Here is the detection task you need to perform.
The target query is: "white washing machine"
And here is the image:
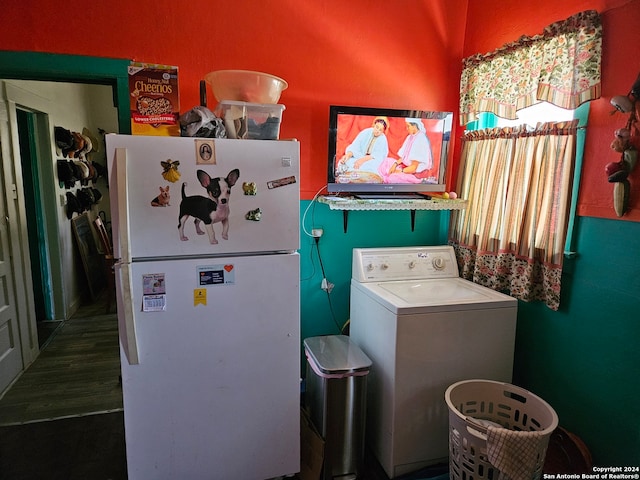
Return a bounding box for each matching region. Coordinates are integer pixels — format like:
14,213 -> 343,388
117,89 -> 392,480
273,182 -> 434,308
349,246 -> 517,479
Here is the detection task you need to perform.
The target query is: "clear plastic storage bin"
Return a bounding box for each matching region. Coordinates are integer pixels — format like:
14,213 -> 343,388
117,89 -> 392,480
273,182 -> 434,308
215,100 -> 285,139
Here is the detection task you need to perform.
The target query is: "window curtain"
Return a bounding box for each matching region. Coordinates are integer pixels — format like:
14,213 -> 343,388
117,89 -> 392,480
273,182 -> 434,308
459,10 -> 602,125
449,121 -> 578,310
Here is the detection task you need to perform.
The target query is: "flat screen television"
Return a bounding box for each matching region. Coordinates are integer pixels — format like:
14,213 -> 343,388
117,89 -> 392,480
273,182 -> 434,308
327,105 -> 453,197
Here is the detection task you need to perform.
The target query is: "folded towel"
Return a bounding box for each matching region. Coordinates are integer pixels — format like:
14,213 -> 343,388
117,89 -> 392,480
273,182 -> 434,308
486,426 -> 545,480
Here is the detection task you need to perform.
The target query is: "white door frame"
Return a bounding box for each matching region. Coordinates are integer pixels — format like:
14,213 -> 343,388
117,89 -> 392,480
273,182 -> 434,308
0,82 -> 43,384
0,52 -> 130,395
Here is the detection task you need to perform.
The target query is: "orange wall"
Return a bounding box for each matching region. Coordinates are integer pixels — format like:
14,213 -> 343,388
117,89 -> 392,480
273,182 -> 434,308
463,0 -> 640,221
0,0 -> 467,199
3,0 -> 637,219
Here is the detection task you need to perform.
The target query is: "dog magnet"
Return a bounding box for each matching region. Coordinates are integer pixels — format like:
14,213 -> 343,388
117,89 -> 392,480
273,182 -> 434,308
150,185 -> 171,207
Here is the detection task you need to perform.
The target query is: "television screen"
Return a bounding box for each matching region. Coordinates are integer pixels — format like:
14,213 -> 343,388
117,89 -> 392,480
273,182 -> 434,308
327,105 -> 453,197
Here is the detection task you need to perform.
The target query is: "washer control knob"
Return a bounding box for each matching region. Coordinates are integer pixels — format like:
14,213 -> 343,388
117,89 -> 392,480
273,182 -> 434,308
432,257 -> 445,270
366,263 -> 375,271
408,261 -> 416,269
380,263 -> 389,270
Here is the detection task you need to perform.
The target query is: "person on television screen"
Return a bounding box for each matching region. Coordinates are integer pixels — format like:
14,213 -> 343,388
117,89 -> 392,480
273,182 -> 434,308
388,119 -> 433,176
335,117 -> 389,180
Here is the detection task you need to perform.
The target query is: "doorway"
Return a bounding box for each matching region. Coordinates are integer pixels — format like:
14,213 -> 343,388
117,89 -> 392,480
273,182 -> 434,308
0,51 -> 130,394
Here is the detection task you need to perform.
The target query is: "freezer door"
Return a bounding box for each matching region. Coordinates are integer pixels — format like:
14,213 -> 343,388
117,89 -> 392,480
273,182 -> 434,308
106,135 -> 300,259
121,253 -> 300,480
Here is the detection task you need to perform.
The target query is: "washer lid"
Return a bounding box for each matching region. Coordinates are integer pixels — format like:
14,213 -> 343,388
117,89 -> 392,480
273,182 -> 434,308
381,279 -> 489,303
304,335 -> 372,376
353,277 -> 517,314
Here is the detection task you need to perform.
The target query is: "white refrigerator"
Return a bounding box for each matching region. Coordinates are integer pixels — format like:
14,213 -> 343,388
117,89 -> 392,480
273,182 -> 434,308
105,134 -> 300,480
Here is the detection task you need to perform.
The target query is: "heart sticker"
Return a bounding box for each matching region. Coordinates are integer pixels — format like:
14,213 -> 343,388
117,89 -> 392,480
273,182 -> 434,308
224,265 -> 234,272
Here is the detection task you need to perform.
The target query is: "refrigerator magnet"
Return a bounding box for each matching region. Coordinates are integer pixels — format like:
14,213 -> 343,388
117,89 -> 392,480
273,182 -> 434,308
143,273 -> 166,294
194,288 -> 207,306
267,175 -> 296,189
161,160 -> 181,183
197,264 -> 235,285
143,294 -> 166,312
142,273 -> 167,312
195,139 -> 216,165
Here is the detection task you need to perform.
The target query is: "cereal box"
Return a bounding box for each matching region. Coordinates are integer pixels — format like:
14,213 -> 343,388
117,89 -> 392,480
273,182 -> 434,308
128,62 -> 180,136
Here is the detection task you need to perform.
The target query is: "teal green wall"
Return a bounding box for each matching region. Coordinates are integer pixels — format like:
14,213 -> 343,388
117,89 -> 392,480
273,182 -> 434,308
299,201 -> 449,339
300,204 -> 640,464
0,51 -> 131,134
514,216 -> 640,464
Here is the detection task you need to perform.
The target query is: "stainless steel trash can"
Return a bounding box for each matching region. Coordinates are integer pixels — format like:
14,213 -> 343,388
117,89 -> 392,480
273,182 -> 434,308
303,335 -> 372,480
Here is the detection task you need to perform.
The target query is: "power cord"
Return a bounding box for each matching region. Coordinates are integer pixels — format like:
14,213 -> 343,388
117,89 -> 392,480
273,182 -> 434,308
303,186 -> 349,334
314,236 -> 344,333
301,185 -> 327,238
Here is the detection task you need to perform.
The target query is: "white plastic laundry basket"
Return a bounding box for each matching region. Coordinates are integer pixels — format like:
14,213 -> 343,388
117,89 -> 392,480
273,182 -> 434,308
445,379 -> 559,480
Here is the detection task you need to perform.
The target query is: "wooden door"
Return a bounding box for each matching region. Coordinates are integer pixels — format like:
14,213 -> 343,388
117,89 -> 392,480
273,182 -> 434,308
0,134 -> 24,393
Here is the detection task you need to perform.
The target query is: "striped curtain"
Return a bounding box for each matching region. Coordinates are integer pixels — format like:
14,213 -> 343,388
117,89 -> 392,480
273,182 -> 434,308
449,121 -> 578,310
459,10 -> 602,125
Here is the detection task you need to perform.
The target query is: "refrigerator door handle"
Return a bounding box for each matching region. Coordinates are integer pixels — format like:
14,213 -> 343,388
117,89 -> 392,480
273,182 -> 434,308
116,262 -> 139,365
115,148 -> 132,264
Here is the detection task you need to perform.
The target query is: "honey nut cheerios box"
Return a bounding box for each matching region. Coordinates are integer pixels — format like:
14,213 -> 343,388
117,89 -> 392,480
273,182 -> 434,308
128,62 -> 180,136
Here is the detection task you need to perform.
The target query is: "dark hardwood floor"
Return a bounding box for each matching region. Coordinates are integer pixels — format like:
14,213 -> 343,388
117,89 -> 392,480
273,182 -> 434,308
0,411 -> 126,480
0,293 -> 122,426
0,291 -> 126,480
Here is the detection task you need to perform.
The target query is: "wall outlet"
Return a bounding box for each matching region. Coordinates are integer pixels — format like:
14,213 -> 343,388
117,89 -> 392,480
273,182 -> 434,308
321,278 -> 334,293
312,228 -> 324,238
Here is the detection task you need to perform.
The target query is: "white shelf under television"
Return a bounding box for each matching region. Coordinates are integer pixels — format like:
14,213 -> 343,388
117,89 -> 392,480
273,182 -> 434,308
318,195 -> 467,232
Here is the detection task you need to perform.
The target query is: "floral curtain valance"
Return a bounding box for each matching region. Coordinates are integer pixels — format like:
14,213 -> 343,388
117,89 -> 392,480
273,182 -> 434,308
459,10 -> 602,125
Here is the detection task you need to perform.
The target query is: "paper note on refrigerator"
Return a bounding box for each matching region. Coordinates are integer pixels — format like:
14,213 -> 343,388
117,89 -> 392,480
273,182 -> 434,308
142,273 -> 167,311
